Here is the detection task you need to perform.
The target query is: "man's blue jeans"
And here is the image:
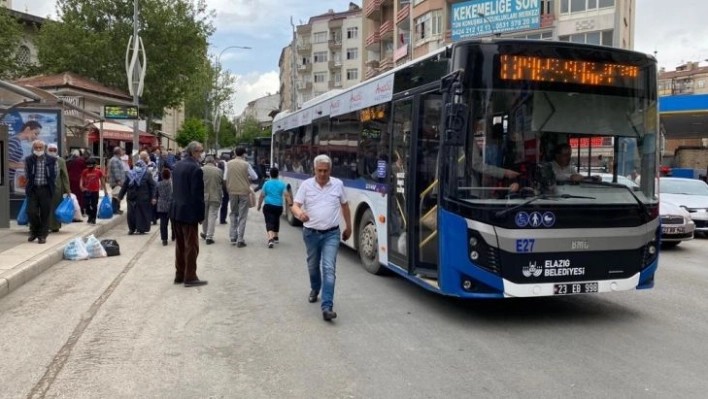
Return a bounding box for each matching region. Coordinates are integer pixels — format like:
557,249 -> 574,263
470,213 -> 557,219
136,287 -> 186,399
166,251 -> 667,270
303,227 -> 340,311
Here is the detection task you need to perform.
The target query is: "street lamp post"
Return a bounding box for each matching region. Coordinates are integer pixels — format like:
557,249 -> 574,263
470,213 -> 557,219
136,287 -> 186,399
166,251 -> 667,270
476,12 -> 500,37
212,45 -> 251,152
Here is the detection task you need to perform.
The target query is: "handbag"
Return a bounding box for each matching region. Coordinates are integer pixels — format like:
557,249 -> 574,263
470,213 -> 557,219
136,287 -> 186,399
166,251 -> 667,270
17,197 -> 29,226
248,189 -> 256,208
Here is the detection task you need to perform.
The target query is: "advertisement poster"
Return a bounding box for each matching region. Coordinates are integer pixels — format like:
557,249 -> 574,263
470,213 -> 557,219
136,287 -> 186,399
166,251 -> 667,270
0,109 -> 61,196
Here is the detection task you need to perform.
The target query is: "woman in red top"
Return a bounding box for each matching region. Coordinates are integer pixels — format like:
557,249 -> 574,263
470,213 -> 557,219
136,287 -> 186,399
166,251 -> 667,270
79,158 -> 106,224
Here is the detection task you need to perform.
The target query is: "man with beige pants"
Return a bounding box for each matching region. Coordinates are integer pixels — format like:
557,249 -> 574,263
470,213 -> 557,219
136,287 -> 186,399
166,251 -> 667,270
201,156 -> 223,245
224,147 -> 258,247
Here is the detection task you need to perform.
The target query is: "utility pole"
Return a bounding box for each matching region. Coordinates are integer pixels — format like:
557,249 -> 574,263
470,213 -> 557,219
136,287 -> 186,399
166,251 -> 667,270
126,0 -> 146,156
290,16 -> 297,111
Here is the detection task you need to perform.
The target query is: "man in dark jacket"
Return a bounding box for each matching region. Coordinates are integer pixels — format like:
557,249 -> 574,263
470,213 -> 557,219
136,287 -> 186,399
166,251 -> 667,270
170,141 -> 207,287
25,140 -> 64,244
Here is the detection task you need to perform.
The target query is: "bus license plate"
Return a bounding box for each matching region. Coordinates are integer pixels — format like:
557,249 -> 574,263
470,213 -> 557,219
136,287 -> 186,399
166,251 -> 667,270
554,282 -> 599,295
662,227 -> 683,234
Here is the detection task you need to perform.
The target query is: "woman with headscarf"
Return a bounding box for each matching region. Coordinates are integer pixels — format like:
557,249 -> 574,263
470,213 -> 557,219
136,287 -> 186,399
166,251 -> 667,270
117,159 -> 156,234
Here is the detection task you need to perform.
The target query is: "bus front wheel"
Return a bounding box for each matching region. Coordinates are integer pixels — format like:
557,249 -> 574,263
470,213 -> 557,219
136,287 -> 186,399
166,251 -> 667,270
358,210 -> 382,274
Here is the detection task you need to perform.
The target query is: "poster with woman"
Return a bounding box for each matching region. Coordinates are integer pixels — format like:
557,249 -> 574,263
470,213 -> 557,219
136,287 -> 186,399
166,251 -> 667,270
1,109 -> 61,196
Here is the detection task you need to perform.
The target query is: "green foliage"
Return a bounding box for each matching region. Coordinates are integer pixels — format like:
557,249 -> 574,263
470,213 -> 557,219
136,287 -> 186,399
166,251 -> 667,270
237,116 -> 268,143
0,8 -> 25,79
34,0 -> 215,118
182,59 -> 235,122
176,118 -> 207,148
217,115 -> 237,148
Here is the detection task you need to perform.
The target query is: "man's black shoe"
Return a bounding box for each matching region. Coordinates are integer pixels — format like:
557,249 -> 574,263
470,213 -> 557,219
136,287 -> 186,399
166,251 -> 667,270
236,241 -> 246,248
174,278 -> 184,284
322,309 -> 337,321
200,233 -> 206,239
28,235 -> 37,242
38,237 -> 47,244
308,290 -> 318,303
206,239 -> 215,245
184,279 -> 208,287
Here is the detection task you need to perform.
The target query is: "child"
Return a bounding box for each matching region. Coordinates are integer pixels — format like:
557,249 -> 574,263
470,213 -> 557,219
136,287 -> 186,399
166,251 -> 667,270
154,168 -> 174,245
79,158 -> 105,224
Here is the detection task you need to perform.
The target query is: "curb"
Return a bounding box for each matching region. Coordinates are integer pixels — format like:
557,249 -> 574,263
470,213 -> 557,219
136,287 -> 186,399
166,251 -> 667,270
0,213 -> 127,301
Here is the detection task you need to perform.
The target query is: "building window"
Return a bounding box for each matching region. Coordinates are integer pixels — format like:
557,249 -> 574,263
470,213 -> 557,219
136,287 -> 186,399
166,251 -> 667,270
346,48 -> 358,60
513,31 -> 553,40
314,72 -> 327,83
698,80 -> 706,89
313,51 -> 328,63
560,0 -> 614,14
332,51 -> 342,64
331,31 -> 342,42
15,45 -> 31,66
414,0 -> 426,5
559,30 -> 613,46
334,71 -> 342,83
414,10 -> 442,43
313,32 -> 327,43
347,27 -> 358,39
346,68 -> 358,80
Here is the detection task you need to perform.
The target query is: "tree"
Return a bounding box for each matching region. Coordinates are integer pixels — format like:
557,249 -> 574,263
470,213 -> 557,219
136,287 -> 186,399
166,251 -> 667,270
0,8 -> 25,79
34,0 -> 215,118
236,116 -> 265,144
176,118 -> 207,148
182,58 -> 235,123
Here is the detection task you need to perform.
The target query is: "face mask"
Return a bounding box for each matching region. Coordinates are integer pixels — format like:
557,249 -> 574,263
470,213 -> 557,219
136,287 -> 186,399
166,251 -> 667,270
33,150 -> 44,157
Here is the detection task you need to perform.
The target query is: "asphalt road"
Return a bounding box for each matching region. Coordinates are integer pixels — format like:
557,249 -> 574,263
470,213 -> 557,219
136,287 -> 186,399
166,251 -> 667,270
0,212 -> 706,399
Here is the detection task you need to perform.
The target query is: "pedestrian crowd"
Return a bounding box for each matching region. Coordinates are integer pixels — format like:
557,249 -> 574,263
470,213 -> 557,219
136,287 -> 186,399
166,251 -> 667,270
20,138 -> 350,322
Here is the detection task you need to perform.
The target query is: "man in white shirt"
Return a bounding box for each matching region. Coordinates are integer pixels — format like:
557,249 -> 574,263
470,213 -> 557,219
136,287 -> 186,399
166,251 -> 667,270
291,154 -> 352,322
550,143 -> 583,182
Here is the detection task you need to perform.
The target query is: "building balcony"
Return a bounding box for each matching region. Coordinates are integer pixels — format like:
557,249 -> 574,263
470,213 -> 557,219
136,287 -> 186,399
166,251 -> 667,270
379,20 -> 394,40
380,55 -> 394,71
296,24 -> 312,34
366,31 -> 381,50
297,63 -> 312,73
328,39 -> 342,50
365,67 -> 378,80
540,13 -> 555,28
329,19 -> 343,29
297,81 -> 313,91
328,60 -> 342,70
329,81 -> 343,89
365,0 -> 382,19
396,4 -> 410,29
297,42 -> 311,53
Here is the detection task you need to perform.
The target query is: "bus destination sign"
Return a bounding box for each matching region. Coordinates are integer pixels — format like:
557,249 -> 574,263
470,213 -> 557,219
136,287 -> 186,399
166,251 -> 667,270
499,54 -> 640,87
104,105 -> 139,120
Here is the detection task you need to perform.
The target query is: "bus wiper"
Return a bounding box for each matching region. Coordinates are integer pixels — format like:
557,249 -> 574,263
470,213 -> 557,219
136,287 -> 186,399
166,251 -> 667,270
495,193 -> 596,218
580,180 -> 651,220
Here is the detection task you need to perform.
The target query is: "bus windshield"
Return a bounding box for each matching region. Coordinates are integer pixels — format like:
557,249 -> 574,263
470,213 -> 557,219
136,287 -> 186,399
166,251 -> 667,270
449,46 -> 658,207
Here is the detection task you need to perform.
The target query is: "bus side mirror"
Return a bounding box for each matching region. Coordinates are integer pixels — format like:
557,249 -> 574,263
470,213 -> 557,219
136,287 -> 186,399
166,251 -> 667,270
443,103 -> 467,147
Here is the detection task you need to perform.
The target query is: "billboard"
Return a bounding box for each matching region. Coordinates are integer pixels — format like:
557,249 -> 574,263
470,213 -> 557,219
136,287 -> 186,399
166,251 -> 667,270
1,109 -> 62,196
451,0 -> 541,41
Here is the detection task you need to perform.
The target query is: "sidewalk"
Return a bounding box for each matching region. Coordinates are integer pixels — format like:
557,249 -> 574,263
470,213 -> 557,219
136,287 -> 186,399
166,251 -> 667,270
0,196 -> 127,300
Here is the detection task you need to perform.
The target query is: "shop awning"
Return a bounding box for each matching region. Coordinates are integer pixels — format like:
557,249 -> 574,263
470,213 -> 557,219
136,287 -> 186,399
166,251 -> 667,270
86,120 -> 155,144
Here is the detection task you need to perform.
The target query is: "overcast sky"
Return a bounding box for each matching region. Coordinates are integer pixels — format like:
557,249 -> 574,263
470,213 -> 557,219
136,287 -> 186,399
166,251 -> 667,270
11,0 -> 708,115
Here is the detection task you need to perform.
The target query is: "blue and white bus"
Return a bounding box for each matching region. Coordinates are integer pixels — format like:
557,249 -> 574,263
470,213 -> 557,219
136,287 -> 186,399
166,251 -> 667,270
272,39 -> 660,298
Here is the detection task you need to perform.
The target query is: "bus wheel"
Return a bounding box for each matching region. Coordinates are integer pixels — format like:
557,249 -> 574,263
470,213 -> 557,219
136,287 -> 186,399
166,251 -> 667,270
358,210 -> 382,274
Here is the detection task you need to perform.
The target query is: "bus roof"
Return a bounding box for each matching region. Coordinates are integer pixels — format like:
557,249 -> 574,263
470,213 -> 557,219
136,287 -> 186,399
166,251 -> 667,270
272,38 -> 656,134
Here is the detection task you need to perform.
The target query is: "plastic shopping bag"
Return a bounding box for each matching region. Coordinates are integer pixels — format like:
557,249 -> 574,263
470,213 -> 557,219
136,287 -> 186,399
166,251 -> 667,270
63,237 -> 90,261
85,234 -> 107,258
100,239 -> 120,257
70,193 -> 82,221
97,195 -> 113,219
17,197 -> 29,226
55,196 -> 75,224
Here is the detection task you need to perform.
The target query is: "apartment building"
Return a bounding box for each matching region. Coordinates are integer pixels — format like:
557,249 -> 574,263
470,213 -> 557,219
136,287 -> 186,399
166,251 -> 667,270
363,0 -> 635,80
293,3 -> 364,110
278,45 -> 295,112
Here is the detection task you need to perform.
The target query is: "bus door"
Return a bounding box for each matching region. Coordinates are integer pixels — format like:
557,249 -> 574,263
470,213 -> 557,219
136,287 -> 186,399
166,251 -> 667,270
387,93 -> 441,278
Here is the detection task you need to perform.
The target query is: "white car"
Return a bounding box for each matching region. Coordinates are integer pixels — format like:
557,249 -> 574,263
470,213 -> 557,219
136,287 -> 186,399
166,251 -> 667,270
597,174 -> 696,246
660,178 -> 708,236
659,201 -> 695,247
